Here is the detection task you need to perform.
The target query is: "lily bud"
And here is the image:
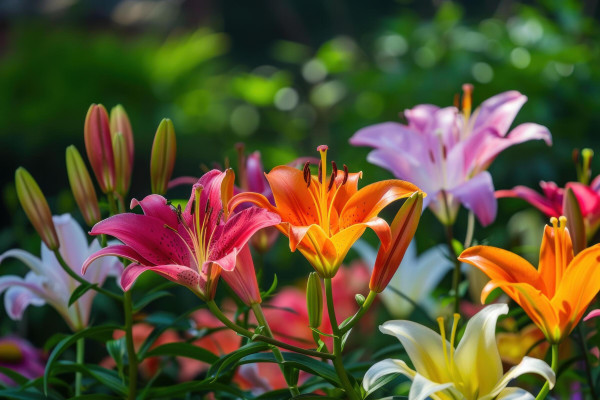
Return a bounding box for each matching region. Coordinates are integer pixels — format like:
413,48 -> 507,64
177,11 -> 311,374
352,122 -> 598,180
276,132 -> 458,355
110,105 -> 134,197
220,245 -> 262,305
112,132 -> 132,198
66,146 -> 101,226
84,104 -> 115,194
150,118 -> 176,195
15,167 -> 59,250
369,191 -> 423,293
306,272 -> 323,329
563,187 -> 585,255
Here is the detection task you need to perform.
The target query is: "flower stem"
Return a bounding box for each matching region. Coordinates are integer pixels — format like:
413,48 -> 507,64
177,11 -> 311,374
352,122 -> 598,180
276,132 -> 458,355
75,338 -> 84,396
324,278 -> 360,400
205,300 -> 334,359
576,324 -> 597,398
123,290 -> 137,400
535,343 -> 558,400
53,250 -> 122,302
339,290 -> 377,335
444,224 -> 461,315
251,303 -> 300,397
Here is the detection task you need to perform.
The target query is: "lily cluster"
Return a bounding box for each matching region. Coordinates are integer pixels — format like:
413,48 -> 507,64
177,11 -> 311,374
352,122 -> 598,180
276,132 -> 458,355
1,86 -> 599,400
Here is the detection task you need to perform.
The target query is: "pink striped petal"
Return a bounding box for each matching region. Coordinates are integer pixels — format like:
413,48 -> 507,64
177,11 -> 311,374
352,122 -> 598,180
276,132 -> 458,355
450,171 -> 497,226
90,214 -> 191,266
219,245 -> 261,305
584,309 -> 600,321
565,182 -> 600,218
496,186 -> 560,217
82,245 -> 148,275
120,264 -> 200,291
471,90 -> 527,137
130,194 -> 178,228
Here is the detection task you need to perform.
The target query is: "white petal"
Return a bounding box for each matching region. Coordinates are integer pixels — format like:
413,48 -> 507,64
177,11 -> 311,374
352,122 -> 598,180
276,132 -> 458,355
0,249 -> 44,276
379,320 -> 451,383
487,357 -> 555,398
454,303 -> 507,395
52,214 -> 90,273
363,358 -> 416,392
4,285 -> 46,319
406,244 -> 453,300
409,373 -> 456,400
493,387 -> 535,400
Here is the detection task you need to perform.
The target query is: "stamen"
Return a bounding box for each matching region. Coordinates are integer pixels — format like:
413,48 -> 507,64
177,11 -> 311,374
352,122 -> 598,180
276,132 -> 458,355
449,313 -> 460,364
342,164 -> 349,185
437,317 -> 451,371
303,161 -> 311,188
462,83 -> 473,121
453,93 -> 460,108
328,161 -> 337,192
216,209 -> 224,226
559,216 -> 567,229
190,200 -> 195,215
318,161 -> 322,184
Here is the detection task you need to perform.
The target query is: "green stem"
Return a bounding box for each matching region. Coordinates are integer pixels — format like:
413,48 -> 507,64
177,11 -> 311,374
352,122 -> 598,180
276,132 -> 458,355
251,303 -> 300,397
53,250 -> 122,302
205,301 -> 334,359
107,192 -> 118,215
444,224 -> 461,315
576,324 -> 597,399
535,344 -> 558,400
339,290 -> 377,335
324,278 -> 360,400
75,338 -> 84,396
124,291 -> 137,400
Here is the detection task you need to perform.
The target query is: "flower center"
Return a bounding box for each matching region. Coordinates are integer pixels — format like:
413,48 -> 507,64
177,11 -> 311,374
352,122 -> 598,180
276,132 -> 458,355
0,342 -> 23,363
550,216 -> 568,291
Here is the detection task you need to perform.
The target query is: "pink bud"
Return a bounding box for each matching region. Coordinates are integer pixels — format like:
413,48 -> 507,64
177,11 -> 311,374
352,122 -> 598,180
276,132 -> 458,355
110,105 -> 134,197
84,104 -> 115,194
15,167 -> 59,250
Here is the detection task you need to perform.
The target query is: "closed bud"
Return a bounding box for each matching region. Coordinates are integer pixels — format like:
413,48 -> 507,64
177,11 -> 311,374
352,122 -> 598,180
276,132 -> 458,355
15,167 -> 59,250
66,146 -> 101,226
355,294 -> 365,306
112,132 -> 131,198
369,191 -> 424,293
110,105 -> 134,197
84,104 -> 115,194
150,118 -> 176,195
563,187 -> 585,255
306,272 -> 323,329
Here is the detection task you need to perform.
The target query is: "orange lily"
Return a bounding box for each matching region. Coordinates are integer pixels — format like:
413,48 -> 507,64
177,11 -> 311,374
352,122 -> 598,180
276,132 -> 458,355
229,145 -> 423,277
459,216 -> 600,344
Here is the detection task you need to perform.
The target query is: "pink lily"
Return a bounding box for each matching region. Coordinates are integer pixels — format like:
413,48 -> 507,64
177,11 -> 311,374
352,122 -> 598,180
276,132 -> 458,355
497,180 -> 600,239
82,169 -> 280,301
0,336 -> 46,385
350,85 -> 552,226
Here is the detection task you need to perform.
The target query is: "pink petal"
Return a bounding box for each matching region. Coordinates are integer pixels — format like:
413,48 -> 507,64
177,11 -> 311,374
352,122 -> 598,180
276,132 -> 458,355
130,194 -> 179,228
168,176 -> 200,189
404,104 -> 441,133
82,245 -> 148,275
120,263 -> 200,291
246,152 -> 268,195
450,171 -> 497,226
90,214 -> 191,267
0,276 -> 47,320
584,309 -> 600,321
209,207 -> 280,268
219,245 -> 261,305
350,122 -> 423,150
182,170 -> 230,231
590,175 -> 600,192
471,90 -> 526,137
496,186 -> 560,217
565,182 -> 600,218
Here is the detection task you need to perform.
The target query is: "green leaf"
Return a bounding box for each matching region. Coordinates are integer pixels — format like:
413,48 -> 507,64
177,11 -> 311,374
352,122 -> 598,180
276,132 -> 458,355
240,352 -> 340,386
106,337 -> 126,379
43,325 -> 120,395
145,380 -> 247,398
68,283 -> 98,306
364,372 -> 401,398
143,342 -> 219,364
52,361 -> 127,395
450,239 -> 463,257
260,274 -> 278,299
207,341 -> 270,379
133,290 -> 172,312
0,367 -> 30,386
0,388 -> 62,400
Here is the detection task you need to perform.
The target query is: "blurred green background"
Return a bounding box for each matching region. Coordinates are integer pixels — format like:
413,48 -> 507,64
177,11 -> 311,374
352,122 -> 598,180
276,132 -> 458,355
1,0 -> 600,346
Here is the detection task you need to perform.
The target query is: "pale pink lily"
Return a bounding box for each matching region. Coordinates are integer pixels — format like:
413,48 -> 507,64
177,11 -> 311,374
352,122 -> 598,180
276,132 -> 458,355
0,214 -> 121,331
350,86 -> 552,226
497,180 -> 600,239
82,169 -> 280,302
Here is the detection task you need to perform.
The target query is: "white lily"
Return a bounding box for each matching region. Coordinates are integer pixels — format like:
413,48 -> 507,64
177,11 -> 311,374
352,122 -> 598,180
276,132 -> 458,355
363,304 -> 555,400
0,214 -> 121,331
354,239 -> 453,318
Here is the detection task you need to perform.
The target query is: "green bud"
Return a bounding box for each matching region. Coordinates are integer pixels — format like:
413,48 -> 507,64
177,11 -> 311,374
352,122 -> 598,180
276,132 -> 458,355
355,294 -> 366,306
306,272 -> 323,329
150,118 -> 176,195
66,146 -> 101,226
15,167 -> 59,250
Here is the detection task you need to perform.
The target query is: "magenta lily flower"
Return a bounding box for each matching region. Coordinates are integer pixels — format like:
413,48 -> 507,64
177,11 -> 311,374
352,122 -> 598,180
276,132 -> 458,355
0,336 -> 46,385
82,169 -> 280,301
350,85 -> 552,226
497,180 -> 600,238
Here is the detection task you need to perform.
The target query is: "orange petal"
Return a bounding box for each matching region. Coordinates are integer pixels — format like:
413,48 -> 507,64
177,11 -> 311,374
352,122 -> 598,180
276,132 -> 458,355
459,246 -> 548,294
338,179 -> 420,229
538,224 -> 574,298
265,166 -> 320,226
331,171 -> 362,214
228,191 -> 278,214
551,243 -> 600,339
293,226 -> 337,277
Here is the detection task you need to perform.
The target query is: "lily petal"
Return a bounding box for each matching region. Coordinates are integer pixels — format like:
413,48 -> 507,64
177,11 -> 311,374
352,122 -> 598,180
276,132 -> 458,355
130,194 -> 179,228
409,373 -> 456,400
493,387 -> 536,400
82,245 -> 148,275
496,186 -> 560,217
363,358 -> 416,392
471,91 -> 527,137
487,356 -> 555,399
450,171 -> 497,226
120,264 -> 201,292
585,309 -> 600,321
0,275 -> 47,319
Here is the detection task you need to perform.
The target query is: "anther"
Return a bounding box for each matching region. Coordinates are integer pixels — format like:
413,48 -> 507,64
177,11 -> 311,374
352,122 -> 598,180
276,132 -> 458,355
303,161 -> 311,188
328,161 -> 338,192
164,224 -> 179,233
559,216 -> 567,228
190,200 -> 196,215
550,217 -> 558,228
342,165 -> 349,185
216,209 -> 224,225
318,161 -> 323,184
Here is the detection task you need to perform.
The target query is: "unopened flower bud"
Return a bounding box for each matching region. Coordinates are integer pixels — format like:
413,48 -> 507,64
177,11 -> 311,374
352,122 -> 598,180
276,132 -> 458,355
66,146 -> 101,226
355,294 -> 366,306
369,192 -> 423,293
110,105 -> 134,197
15,167 -> 59,250
84,104 -> 115,194
150,118 -> 176,195
306,272 -> 323,329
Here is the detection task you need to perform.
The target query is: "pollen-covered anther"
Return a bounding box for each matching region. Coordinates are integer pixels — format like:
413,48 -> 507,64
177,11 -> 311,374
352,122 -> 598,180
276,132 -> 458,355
327,161 -> 338,192
303,161 -> 311,188
342,164 -> 349,185
317,160 -> 323,184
